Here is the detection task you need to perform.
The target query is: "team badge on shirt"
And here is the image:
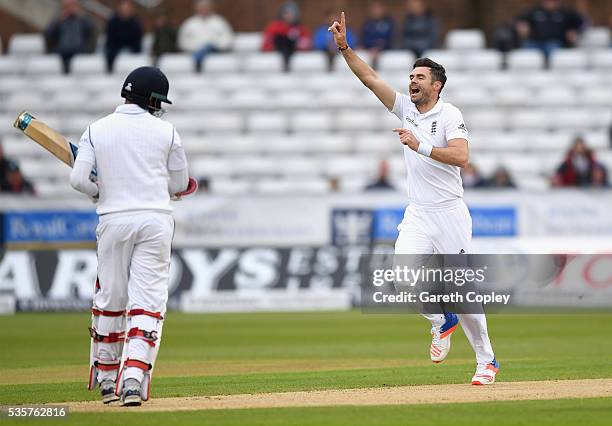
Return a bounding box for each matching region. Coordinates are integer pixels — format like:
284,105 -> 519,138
458,123 -> 468,133
431,121 -> 437,135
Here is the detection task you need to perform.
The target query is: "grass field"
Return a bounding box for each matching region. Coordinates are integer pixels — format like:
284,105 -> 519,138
1,311 -> 611,425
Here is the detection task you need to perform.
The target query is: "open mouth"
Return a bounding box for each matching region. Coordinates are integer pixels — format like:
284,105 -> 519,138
410,87 -> 421,95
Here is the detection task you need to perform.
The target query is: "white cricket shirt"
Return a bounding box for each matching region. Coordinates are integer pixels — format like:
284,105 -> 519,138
75,104 -> 188,215
390,93 -> 470,209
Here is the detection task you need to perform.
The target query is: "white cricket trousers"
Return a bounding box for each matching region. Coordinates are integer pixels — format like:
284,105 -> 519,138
95,211 -> 174,382
394,200 -> 495,365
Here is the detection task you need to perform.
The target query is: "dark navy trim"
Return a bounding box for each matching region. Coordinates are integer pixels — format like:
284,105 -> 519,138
88,126 -> 94,148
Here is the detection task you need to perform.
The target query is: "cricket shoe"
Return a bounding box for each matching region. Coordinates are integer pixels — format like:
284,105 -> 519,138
471,358 -> 500,385
430,312 -> 459,363
100,380 -> 119,404
121,378 -> 142,407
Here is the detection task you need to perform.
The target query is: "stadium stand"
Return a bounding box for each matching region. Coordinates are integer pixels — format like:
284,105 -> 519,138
1,23 -> 612,195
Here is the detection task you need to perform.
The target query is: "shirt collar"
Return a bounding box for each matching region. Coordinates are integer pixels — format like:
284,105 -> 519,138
114,104 -> 147,115
409,98 -> 444,118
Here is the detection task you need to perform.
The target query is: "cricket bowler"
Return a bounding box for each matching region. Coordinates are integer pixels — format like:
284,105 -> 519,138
70,66 -> 196,405
329,12 -> 499,385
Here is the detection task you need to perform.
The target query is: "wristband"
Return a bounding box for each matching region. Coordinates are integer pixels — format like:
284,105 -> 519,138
417,142 -> 433,157
338,44 -> 349,51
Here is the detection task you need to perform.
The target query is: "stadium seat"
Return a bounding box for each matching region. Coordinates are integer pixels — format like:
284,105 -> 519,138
494,87 -> 531,106
228,90 -> 275,109
190,157 -> 235,177
291,112 -> 334,132
246,112 -> 288,133
72,54 -> 106,75
275,91 -> 316,109
533,87 -> 575,106
448,88 -> 494,108
234,32 -> 263,52
422,50 -> 461,70
113,54 -> 152,74
510,109 -> 551,130
462,110 -> 507,131
324,156 -> 372,176
378,51 -> 416,72
590,49 -> 612,69
243,53 -> 284,73
261,135 -> 312,153
209,178 -> 253,194
549,49 -> 589,70
277,157 -> 323,175
158,53 -> 195,74
0,56 -> 22,75
306,134 -> 352,152
204,54 -> 242,73
507,49 -> 545,70
354,133 -> 396,153
25,55 -> 63,75
461,50 -> 503,70
51,93 -> 91,113
552,109 -> 596,131
20,159 -> 69,180
337,110 -> 379,132
199,113 -> 244,133
8,33 -> 45,55
579,27 -> 611,49
235,156 -> 280,175
446,29 -> 486,50
290,52 -> 327,72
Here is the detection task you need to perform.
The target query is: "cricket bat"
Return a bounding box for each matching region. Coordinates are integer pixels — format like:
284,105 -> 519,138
13,111 -> 97,177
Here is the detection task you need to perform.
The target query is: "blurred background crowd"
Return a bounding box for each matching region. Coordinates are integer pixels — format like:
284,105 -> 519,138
0,0 -> 611,196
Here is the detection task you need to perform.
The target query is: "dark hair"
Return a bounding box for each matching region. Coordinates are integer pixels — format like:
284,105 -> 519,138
413,57 -> 447,94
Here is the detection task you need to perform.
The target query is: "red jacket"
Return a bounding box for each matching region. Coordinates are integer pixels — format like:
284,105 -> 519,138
554,150 -> 597,186
262,20 -> 311,51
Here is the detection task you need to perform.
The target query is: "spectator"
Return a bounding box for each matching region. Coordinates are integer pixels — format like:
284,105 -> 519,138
0,163 -> 35,195
262,1 -> 311,72
365,160 -> 395,191
487,166 -> 516,188
0,143 -> 15,188
461,163 -> 487,188
515,0 -> 583,57
105,0 -> 143,73
44,0 -> 95,74
361,1 -> 394,67
198,177 -> 210,192
178,0 -> 234,72
493,21 -> 520,53
552,137 -> 600,187
152,15 -> 179,65
591,164 -> 609,188
313,9 -> 358,70
400,0 -> 439,57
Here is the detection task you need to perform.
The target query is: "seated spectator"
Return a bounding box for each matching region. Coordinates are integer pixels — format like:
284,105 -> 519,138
178,0 -> 234,72
313,9 -> 358,70
44,0 -> 95,73
591,164 -> 609,188
515,0 -> 583,58
1,163 -> 35,195
552,137 -> 601,187
152,15 -> 179,65
262,1 -> 311,72
400,0 -> 439,57
461,163 -> 487,188
361,1 -> 394,67
487,166 -> 516,188
105,0 -> 143,73
365,160 -> 395,191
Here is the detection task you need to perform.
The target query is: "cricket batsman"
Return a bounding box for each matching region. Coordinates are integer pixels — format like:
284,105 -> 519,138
70,66 -> 196,405
329,12 -> 499,385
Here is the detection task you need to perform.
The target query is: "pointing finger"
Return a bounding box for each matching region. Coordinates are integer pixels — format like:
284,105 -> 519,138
340,11 -> 345,28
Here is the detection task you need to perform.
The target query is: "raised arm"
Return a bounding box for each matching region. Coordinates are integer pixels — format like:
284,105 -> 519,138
329,12 -> 396,110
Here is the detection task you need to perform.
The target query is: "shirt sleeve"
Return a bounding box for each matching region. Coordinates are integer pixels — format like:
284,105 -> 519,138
75,127 -> 96,165
167,127 -> 188,171
444,106 -> 470,142
390,92 -> 408,120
